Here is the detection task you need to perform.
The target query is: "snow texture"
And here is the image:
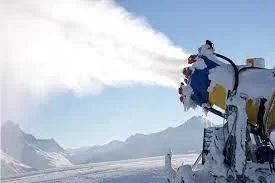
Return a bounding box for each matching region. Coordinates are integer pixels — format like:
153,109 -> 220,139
191,57 -> 207,70
0,151 -> 35,178
198,41 -> 275,101
186,42 -> 275,102
174,43 -> 275,182
1,154 -> 198,183
208,64 -> 275,100
200,127 -> 227,177
165,151 -> 196,183
229,94 -> 247,175
180,85 -> 196,111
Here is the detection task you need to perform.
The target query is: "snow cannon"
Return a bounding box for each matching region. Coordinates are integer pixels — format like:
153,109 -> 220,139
178,40 -> 275,138
169,40 -> 275,183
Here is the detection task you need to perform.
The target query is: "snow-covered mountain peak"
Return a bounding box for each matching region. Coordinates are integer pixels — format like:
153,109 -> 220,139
1,120 -> 22,135
71,116 -> 211,164
180,116 -> 212,129
1,121 -> 72,177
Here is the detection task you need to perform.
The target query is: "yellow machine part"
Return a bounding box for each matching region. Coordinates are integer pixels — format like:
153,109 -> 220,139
208,84 -> 227,110
265,92 -> 275,131
208,85 -> 274,128
245,99 -> 260,125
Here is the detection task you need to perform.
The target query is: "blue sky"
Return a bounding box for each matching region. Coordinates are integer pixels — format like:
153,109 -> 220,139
22,0 -> 275,148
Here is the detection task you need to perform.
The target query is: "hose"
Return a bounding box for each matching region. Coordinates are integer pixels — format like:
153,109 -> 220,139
214,53 -> 239,94
202,53 -> 239,118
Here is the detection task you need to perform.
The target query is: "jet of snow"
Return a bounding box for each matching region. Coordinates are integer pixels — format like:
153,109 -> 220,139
1,0 -> 189,122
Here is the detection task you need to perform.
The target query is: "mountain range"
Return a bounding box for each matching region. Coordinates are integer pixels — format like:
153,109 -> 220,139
69,116 -> 212,164
1,121 -> 72,178
1,116 -> 210,178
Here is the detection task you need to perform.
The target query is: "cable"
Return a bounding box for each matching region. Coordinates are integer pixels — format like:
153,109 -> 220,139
214,53 -> 239,94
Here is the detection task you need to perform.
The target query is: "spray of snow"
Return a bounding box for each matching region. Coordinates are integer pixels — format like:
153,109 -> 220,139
1,0 -> 189,122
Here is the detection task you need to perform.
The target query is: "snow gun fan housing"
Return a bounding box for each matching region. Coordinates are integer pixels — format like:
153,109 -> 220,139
178,40 -> 275,138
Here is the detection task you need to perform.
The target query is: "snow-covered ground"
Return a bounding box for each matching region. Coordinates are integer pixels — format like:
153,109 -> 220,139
1,153 -> 198,183
0,151 -> 36,177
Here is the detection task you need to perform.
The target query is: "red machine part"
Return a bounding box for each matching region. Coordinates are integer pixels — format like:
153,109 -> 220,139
188,54 -> 197,64
180,95 -> 184,103
178,85 -> 185,103
179,55 -> 197,104
182,55 -> 197,79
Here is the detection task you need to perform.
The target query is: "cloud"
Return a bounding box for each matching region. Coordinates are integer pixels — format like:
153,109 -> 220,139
1,0 -> 189,121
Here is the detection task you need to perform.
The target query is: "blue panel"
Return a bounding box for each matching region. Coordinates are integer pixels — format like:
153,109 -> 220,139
190,56 -> 220,106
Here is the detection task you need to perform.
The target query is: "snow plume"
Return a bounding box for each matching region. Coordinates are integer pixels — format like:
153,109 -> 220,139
1,0 -> 189,121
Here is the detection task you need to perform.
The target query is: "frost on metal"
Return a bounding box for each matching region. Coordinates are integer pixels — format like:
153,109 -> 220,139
170,40 -> 275,183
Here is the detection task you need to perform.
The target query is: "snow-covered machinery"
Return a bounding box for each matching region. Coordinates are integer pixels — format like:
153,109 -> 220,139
165,40 -> 275,183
